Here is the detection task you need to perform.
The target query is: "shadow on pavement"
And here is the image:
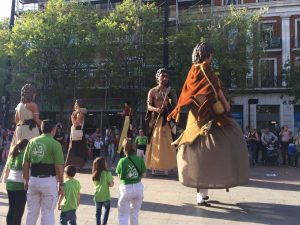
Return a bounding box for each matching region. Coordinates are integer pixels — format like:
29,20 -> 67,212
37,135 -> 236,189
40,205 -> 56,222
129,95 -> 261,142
246,179 -> 300,192
139,200 -> 299,224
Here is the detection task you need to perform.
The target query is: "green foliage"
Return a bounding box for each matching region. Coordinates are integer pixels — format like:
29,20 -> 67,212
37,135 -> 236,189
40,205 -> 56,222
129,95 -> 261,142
169,6 -> 264,89
6,0 -> 99,112
96,0 -> 162,91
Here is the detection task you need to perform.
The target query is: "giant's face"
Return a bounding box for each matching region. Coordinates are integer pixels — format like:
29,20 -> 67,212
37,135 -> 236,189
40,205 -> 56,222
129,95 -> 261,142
158,72 -> 169,86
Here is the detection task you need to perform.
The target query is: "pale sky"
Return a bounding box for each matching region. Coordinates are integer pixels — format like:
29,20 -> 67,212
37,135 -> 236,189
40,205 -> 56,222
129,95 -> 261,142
0,0 -> 12,19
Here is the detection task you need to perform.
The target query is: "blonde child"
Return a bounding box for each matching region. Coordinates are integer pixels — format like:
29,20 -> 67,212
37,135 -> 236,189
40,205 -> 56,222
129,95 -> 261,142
92,157 -> 114,225
58,165 -> 81,225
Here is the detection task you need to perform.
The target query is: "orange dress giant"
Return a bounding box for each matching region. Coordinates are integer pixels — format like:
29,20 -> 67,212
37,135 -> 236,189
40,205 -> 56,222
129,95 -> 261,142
168,64 -> 249,189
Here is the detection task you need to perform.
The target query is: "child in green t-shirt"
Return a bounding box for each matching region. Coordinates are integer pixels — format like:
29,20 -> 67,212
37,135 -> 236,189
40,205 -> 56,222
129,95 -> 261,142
92,157 -> 114,225
58,165 -> 81,225
4,139 -> 29,225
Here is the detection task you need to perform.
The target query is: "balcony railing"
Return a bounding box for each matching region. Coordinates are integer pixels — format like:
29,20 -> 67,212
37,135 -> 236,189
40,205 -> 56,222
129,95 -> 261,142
260,37 -> 282,50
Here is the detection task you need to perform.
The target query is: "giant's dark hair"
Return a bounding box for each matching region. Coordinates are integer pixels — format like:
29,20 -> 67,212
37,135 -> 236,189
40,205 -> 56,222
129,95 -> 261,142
92,157 -> 107,181
192,42 -> 215,64
20,83 -> 37,103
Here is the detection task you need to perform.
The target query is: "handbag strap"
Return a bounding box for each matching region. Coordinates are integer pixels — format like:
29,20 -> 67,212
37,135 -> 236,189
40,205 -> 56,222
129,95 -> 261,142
197,64 -> 219,101
127,156 -> 141,176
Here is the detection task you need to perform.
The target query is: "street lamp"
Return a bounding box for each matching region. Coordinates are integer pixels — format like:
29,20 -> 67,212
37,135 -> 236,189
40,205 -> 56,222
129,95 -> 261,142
163,0 -> 169,69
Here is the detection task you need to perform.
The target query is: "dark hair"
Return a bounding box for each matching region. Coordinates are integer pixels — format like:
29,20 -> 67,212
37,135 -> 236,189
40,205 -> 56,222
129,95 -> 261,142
11,139 -> 29,159
75,99 -> 84,108
41,119 -> 55,133
64,165 -> 77,177
192,42 -> 215,64
155,68 -> 168,83
125,101 -> 131,106
20,83 -> 37,103
122,138 -> 135,155
92,157 -> 107,181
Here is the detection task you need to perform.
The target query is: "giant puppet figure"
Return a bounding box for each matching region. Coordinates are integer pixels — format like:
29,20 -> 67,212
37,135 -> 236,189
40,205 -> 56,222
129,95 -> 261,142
146,68 -> 177,173
167,42 -> 249,206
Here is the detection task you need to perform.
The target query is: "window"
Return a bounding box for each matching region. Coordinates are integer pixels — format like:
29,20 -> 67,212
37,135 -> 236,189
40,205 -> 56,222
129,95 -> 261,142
231,105 -> 244,129
294,57 -> 300,72
294,105 -> 300,133
224,0 -> 241,5
259,59 -> 277,87
295,20 -> 300,48
256,105 -> 280,131
260,22 -> 281,49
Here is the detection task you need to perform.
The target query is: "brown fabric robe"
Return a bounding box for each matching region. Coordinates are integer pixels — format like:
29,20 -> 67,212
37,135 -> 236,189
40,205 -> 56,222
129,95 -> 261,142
168,63 -> 249,189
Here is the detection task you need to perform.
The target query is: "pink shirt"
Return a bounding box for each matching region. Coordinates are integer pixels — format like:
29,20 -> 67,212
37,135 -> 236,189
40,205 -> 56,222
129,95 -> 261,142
281,130 -> 291,142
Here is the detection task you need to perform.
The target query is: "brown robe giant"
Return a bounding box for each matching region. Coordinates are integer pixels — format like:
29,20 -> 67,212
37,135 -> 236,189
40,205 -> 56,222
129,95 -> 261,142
168,63 -> 249,189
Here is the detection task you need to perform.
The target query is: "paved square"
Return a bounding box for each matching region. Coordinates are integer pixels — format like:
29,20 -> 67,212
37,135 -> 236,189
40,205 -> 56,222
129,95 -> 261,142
0,161 -> 299,225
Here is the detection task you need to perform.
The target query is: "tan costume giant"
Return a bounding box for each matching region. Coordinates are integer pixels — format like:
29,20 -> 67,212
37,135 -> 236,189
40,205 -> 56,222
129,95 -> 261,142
146,86 -> 177,171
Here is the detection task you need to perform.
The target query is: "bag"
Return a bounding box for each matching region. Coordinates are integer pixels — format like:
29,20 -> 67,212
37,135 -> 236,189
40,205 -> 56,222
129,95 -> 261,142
71,129 -> 83,141
212,100 -> 225,115
288,143 -> 297,156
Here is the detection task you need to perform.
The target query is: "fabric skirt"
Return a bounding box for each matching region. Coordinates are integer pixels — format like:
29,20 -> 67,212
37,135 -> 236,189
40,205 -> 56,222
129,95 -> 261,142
65,137 -> 87,168
177,117 -> 249,189
146,117 -> 177,171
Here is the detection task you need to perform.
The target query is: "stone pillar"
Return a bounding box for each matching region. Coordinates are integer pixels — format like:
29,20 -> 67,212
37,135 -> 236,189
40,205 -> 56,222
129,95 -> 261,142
281,16 -> 291,70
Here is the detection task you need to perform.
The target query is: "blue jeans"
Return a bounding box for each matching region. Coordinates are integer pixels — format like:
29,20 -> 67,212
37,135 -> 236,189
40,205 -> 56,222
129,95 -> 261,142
60,210 -> 77,225
248,142 -> 257,164
96,200 -> 111,225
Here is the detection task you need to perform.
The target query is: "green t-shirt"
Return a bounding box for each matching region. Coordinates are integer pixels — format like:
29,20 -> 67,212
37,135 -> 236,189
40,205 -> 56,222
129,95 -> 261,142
135,136 -> 148,146
23,134 -> 64,165
6,152 -> 25,191
60,178 -> 81,212
93,171 -> 113,202
116,154 -> 147,185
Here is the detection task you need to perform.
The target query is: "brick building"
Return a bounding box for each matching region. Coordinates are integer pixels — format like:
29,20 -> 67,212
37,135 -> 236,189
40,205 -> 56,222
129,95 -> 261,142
17,0 -> 300,133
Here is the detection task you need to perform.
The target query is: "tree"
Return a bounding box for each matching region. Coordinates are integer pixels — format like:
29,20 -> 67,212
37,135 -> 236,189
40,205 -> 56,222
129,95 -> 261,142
6,0 -> 99,120
95,0 -> 163,113
169,6 -> 263,91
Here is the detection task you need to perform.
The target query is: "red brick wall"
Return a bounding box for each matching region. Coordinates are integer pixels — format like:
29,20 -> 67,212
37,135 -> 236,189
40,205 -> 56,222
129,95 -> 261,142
215,0 -> 222,6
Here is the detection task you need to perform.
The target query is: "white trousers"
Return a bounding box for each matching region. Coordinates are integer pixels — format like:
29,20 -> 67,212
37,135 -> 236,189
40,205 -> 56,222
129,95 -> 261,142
26,176 -> 58,225
197,189 -> 208,203
118,182 -> 144,225
136,149 -> 145,162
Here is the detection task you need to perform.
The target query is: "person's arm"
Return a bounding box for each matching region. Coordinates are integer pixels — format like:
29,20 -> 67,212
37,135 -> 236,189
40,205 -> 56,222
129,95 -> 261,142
147,89 -> 160,113
26,103 -> 41,127
57,192 -> 64,210
255,133 -> 260,142
272,133 -> 278,142
77,192 -> 80,206
55,164 -> 64,196
218,89 -> 230,113
15,111 -> 20,124
22,161 -> 30,191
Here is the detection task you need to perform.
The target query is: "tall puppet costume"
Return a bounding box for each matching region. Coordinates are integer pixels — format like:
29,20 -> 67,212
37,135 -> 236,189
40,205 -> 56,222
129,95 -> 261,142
167,43 -> 249,202
146,68 -> 177,172
118,102 -> 133,154
65,99 -> 88,168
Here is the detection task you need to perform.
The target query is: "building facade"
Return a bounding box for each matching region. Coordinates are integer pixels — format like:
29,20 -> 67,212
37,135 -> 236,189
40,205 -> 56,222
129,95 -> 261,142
17,0 -> 300,133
